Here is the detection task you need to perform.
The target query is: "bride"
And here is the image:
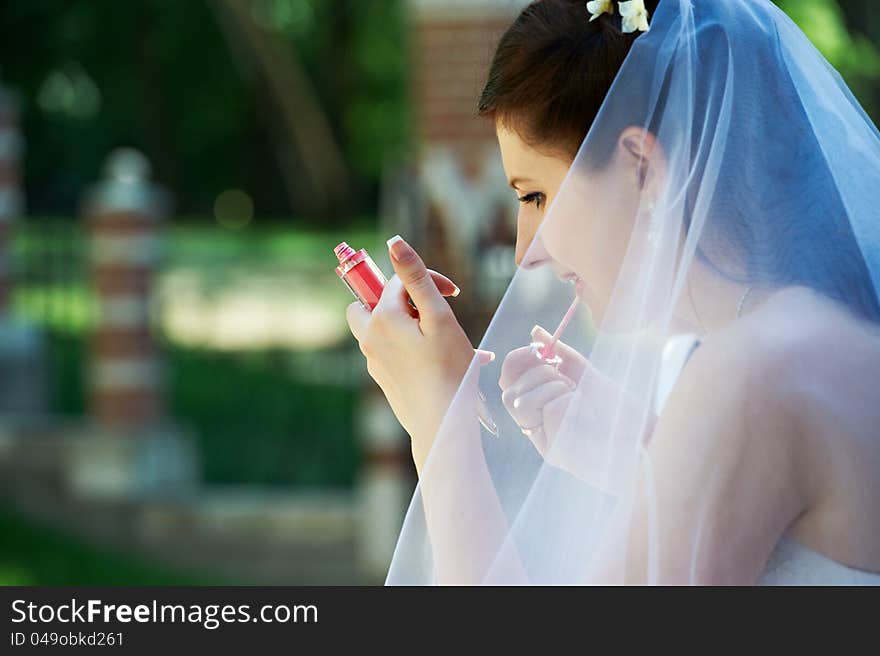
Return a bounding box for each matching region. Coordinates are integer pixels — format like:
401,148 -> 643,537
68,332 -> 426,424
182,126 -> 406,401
346,0 -> 880,584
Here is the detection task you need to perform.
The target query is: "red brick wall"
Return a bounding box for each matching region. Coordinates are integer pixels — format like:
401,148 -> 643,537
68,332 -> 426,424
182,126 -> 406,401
406,2 -> 526,335
411,18 -> 511,148
408,1 -> 527,162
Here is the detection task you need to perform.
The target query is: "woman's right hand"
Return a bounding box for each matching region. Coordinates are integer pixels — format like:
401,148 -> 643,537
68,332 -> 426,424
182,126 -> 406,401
346,236 -> 493,474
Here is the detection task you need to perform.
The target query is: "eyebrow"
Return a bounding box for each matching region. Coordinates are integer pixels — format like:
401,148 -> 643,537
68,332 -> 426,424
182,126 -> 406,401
509,177 -> 536,190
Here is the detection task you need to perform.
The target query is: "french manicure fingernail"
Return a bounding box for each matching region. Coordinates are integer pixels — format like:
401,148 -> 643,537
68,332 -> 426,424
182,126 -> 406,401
475,349 -> 495,363
452,285 -> 461,297
386,234 -> 413,263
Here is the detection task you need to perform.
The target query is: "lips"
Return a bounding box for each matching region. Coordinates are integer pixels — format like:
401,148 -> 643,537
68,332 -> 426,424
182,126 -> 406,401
553,267 -> 588,300
560,272 -> 587,299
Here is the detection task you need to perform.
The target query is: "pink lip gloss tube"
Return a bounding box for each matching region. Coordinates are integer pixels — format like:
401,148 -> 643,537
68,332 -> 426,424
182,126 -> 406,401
334,242 -> 388,311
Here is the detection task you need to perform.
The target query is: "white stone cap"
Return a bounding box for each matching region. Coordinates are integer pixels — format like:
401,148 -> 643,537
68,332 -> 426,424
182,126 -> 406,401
82,148 -> 172,218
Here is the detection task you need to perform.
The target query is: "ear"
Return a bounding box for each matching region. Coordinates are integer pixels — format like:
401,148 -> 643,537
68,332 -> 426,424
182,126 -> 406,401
619,127 -> 665,192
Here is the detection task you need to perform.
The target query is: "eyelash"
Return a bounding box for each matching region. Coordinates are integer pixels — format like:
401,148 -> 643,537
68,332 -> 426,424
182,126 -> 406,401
518,192 -> 545,209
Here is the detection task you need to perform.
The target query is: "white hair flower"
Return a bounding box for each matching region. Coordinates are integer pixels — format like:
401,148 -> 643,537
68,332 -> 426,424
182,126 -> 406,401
618,0 -> 651,33
586,0 -> 614,22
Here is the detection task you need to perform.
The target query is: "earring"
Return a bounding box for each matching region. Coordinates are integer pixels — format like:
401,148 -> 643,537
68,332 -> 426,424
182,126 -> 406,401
636,160 -> 648,189
646,201 -> 660,245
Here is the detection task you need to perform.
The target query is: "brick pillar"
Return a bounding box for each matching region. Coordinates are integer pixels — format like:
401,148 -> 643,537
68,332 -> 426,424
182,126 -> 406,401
407,0 -> 525,333
0,78 -> 24,316
83,148 -> 169,432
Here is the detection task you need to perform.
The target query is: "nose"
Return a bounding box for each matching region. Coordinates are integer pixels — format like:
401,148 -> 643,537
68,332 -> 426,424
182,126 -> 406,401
515,231 -> 550,270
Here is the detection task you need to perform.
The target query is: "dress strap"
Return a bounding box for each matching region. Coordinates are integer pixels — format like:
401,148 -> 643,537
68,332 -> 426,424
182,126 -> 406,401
653,333 -> 702,416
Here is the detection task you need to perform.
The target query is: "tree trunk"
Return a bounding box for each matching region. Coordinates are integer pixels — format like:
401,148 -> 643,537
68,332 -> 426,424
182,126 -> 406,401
210,0 -> 352,218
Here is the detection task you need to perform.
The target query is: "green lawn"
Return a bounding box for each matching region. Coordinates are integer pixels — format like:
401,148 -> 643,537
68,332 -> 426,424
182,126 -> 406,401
0,505 -> 206,586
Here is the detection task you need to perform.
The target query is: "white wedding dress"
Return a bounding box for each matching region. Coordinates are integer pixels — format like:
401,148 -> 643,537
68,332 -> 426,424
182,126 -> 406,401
656,334 -> 880,585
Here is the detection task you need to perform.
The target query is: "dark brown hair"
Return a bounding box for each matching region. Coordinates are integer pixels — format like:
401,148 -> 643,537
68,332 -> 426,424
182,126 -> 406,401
478,0 -> 661,163
478,0 -> 880,323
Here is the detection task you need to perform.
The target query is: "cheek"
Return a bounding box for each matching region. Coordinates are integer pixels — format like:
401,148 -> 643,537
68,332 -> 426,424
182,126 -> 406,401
596,193 -> 639,264
542,180 -> 639,291
515,206 -> 543,259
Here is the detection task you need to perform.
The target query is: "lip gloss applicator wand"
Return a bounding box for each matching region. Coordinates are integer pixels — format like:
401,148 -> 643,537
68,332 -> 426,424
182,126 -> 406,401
533,282 -> 582,367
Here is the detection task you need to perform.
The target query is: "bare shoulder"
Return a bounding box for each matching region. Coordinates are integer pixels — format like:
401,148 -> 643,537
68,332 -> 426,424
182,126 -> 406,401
671,286 -> 880,571
642,288 -> 861,581
667,288 -> 825,459
683,284 -> 880,484
715,286 -> 880,569
649,287 -> 835,462
699,286 -> 880,410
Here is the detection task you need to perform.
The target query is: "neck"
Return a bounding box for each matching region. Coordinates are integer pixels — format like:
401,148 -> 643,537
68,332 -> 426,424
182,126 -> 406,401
670,265 -> 772,336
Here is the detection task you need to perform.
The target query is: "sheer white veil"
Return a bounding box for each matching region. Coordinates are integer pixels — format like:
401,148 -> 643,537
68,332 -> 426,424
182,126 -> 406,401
386,0 -> 880,584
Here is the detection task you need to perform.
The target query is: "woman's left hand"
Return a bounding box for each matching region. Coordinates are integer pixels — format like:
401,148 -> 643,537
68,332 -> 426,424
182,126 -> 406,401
499,326 -> 584,456
500,325 -> 657,484
346,236 -> 492,470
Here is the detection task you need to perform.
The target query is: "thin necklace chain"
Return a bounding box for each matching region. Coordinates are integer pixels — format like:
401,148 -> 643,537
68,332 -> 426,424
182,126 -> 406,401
736,286 -> 753,319
687,276 -> 705,333
688,281 -> 753,328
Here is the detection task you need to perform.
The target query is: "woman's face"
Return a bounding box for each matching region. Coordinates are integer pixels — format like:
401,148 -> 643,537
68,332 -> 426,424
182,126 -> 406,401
496,121 -> 662,323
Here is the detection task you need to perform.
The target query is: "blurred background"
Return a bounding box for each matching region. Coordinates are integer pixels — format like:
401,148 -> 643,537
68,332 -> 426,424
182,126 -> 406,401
0,0 -> 878,586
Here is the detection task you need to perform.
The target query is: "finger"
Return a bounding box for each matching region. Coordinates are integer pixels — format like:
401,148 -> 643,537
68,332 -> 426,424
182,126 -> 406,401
507,380 -> 574,430
386,235 -> 452,326
380,271 -> 458,321
375,273 -> 421,321
345,300 -> 370,343
373,274 -> 421,335
428,269 -> 461,298
502,363 -> 575,406
541,393 -> 575,447
497,341 -> 578,391
475,349 -> 496,366
530,325 -> 588,383
524,425 -> 549,457
498,344 -> 546,390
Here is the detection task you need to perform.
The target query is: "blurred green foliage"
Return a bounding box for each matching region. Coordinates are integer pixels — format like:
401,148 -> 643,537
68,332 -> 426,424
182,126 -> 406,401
0,506 -> 205,585
171,347 -> 361,487
1,0 -> 878,221
46,331 -> 361,488
14,222 -> 372,488
775,0 -> 880,117
0,0 -> 409,220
